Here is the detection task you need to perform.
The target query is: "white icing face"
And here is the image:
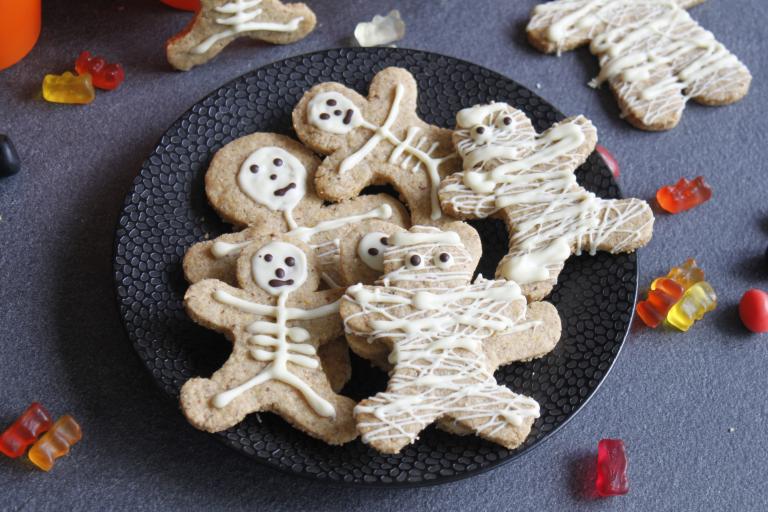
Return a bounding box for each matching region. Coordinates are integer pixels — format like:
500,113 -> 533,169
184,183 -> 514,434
252,241 -> 307,296
357,231 -> 390,272
237,147 -> 307,212
384,229 -> 472,283
455,104 -> 534,169
307,92 -> 363,134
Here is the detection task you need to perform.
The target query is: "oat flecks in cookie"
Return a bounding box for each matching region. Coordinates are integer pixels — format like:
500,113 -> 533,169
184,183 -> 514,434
439,103 -> 653,301
526,0 -> 751,131
183,132 -> 409,290
181,234 -> 357,444
292,67 -> 457,226
340,223 -> 561,454
167,0 -> 317,71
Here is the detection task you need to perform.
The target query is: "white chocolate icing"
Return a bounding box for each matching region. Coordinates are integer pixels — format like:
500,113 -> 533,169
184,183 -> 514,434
209,243 -> 340,417
192,0 -> 304,54
307,92 -> 363,135
251,241 -> 307,296
442,104 -> 652,285
288,204 -> 392,242
343,228 -> 541,446
528,0 -> 751,127
307,83 -> 454,221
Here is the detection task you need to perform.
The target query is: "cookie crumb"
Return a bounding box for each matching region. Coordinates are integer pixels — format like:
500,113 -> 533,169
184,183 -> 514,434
728,427 -> 735,433
536,83 -> 542,89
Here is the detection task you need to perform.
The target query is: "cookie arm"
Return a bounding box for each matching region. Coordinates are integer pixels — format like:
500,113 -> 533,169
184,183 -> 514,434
484,301 -> 562,369
184,279 -> 267,334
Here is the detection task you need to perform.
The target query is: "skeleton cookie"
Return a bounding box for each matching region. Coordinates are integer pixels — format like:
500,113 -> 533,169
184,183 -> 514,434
166,0 -> 316,71
341,223 -> 561,454
439,103 -> 654,301
181,234 -> 357,443
292,67 -> 457,226
527,0 -> 751,131
184,132 -> 408,289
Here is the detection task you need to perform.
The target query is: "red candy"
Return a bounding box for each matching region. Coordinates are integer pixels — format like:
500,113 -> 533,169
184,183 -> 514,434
596,439 -> 629,497
0,403 -> 53,458
636,278 -> 684,328
75,51 -> 124,91
656,176 -> 712,214
739,289 -> 768,333
596,145 -> 620,178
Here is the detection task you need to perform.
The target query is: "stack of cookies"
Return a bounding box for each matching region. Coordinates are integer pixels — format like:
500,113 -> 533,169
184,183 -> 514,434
179,67 -> 654,454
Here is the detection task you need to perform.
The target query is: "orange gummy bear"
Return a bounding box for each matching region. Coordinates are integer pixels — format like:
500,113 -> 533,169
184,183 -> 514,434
28,415 -> 82,471
636,278 -> 684,328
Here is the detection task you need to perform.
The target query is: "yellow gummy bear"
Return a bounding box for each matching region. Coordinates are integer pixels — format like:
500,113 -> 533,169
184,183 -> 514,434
42,72 -> 95,105
666,281 -> 717,332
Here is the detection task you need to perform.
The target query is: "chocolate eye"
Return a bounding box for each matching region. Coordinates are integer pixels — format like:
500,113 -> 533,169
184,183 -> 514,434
326,99 -> 337,106
503,116 -> 512,125
249,164 -> 259,173
334,110 -> 342,116
285,257 -> 295,267
475,126 -> 485,134
275,268 -> 285,278
381,237 -> 389,245
368,248 -> 379,256
435,252 -> 453,268
273,158 -> 283,167
270,174 -> 277,180
264,254 -> 273,262
319,113 -> 330,120
408,254 -> 422,267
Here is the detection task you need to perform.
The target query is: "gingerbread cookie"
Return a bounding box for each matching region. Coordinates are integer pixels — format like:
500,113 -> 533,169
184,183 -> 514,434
167,0 -> 316,71
292,67 -> 457,225
527,0 -> 751,131
439,103 -> 654,301
181,234 -> 357,444
340,223 -> 561,454
184,132 -> 409,289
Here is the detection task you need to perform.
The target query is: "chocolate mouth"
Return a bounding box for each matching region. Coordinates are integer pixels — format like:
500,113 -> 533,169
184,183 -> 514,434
274,182 -> 296,197
268,279 -> 294,287
343,109 -> 354,125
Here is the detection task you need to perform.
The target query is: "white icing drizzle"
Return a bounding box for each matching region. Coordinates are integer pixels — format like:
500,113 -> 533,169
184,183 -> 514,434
307,83 -> 454,221
528,0 -> 751,127
442,105 -> 652,285
343,230 -> 540,446
192,0 -> 304,54
288,204 -> 392,242
208,243 -> 340,417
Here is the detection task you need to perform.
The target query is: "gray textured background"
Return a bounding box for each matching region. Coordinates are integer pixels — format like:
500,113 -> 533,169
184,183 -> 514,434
1,0 -> 766,510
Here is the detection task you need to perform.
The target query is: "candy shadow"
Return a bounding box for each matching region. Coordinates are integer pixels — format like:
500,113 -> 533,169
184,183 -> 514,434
710,304 -> 749,340
567,450 -> 601,501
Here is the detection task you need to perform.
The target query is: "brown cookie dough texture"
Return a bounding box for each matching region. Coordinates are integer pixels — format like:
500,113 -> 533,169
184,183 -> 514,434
292,67 -> 458,226
439,103 -> 653,302
340,223 -> 561,454
526,0 -> 751,131
181,233 -> 357,444
167,0 -> 316,71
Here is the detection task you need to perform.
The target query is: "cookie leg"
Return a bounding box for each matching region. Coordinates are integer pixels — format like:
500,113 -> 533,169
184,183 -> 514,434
355,393 -> 443,454
579,197 -> 654,254
317,337 -> 351,393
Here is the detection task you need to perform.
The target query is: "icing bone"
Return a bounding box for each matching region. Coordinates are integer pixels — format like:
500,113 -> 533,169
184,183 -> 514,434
292,67 -> 458,225
184,132 -> 409,289
340,223 -> 561,454
166,0 -> 317,71
526,0 -> 751,131
181,235 -> 357,443
439,103 -> 654,301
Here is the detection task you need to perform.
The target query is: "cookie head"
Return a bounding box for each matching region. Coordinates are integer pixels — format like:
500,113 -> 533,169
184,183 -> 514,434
237,146 -> 307,212
252,241 -> 308,295
307,91 -> 364,135
455,103 -> 534,169
357,231 -> 391,272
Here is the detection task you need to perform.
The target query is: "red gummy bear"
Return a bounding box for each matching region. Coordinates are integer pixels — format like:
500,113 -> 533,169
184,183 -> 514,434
656,176 -> 712,214
596,145 -> 620,178
636,278 -> 684,328
75,51 -> 124,91
0,403 -> 53,458
739,289 -> 768,333
596,439 -> 629,497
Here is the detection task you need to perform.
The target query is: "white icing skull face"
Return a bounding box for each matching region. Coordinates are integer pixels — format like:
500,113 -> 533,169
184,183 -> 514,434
357,231 -> 390,271
307,92 -> 363,134
252,241 -> 308,296
385,230 -> 471,282
455,103 -> 532,169
237,147 -> 307,212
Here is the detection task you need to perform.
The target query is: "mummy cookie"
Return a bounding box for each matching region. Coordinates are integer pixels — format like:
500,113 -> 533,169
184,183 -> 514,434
439,103 -> 654,301
184,133 -> 409,289
527,0 -> 751,131
292,67 -> 457,225
167,0 -> 316,71
341,223 -> 561,454
181,234 -> 357,443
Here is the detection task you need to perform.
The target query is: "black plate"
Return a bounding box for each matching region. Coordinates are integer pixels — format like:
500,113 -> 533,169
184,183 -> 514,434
113,47 -> 637,487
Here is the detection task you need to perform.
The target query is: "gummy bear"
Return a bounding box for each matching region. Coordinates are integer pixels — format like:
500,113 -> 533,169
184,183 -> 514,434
0,403 -> 53,458
651,258 -> 704,291
666,281 -> 717,331
739,289 -> 768,333
42,72 -> 95,104
596,439 -> 629,497
75,51 -> 124,91
656,176 -> 712,214
0,134 -> 21,177
28,415 -> 82,471
595,145 -> 619,178
636,278 -> 684,328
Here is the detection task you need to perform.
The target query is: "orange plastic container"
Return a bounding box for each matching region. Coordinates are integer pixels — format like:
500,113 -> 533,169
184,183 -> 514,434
0,0 -> 42,71
160,0 -> 200,11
